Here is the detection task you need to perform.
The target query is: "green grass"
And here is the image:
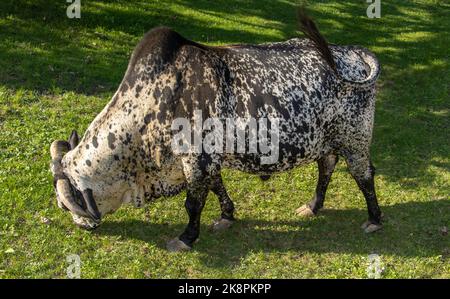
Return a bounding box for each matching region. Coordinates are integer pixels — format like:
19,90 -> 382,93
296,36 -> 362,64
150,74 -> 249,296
0,0 -> 449,278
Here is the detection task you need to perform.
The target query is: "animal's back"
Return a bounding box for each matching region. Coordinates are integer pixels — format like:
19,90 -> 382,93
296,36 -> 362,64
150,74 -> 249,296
112,28 -> 379,174
213,39 -> 379,173
214,39 -> 338,172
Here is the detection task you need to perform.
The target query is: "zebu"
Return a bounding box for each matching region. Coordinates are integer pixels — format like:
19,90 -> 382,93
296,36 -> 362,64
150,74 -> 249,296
50,11 -> 383,251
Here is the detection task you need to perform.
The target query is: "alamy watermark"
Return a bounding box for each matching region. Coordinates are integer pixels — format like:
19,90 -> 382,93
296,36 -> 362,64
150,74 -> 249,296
366,0 -> 381,18
366,254 -> 384,278
66,254 -> 81,278
66,0 -> 81,19
171,110 -> 280,164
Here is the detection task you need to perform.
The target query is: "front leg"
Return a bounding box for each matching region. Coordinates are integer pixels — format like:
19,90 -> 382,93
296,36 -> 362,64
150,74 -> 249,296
167,182 -> 209,252
167,155 -> 216,252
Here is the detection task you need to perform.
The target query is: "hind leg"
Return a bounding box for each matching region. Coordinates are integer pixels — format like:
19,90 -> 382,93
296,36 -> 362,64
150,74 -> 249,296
297,154 -> 338,217
345,153 -> 382,233
211,173 -> 235,231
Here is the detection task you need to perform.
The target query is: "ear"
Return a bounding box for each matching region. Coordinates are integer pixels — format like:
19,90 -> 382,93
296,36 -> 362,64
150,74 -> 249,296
68,130 -> 80,150
81,189 -> 101,221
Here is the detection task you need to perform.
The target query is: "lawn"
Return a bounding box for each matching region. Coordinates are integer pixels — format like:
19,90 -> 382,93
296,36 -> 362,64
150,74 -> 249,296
0,0 -> 448,278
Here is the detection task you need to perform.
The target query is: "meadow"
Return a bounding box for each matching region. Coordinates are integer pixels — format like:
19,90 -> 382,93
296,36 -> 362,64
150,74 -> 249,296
0,0 -> 448,278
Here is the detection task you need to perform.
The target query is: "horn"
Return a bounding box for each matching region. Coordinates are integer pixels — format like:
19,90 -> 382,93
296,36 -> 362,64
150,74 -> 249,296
50,140 -> 70,176
50,139 -> 95,220
50,140 -> 70,161
56,179 -> 92,219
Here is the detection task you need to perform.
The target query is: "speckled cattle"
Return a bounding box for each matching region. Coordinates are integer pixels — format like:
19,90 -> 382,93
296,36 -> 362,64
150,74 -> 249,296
50,12 -> 383,252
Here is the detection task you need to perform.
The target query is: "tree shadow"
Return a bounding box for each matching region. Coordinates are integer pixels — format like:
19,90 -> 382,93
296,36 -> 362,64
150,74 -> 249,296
0,0 -> 297,94
0,0 -> 448,183
304,1 -> 450,185
94,199 -> 449,269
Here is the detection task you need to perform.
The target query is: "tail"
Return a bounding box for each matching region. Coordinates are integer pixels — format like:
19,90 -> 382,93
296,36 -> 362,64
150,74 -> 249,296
297,7 -> 337,74
297,8 -> 380,88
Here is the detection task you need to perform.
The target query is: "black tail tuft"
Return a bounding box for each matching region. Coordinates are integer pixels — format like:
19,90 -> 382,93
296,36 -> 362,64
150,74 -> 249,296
297,7 -> 337,74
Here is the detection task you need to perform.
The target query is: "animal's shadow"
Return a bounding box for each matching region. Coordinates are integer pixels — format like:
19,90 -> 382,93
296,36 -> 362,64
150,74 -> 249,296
94,199 -> 449,268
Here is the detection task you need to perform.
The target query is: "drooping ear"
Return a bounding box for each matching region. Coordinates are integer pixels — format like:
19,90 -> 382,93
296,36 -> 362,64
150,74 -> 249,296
81,189 -> 101,221
68,130 -> 80,150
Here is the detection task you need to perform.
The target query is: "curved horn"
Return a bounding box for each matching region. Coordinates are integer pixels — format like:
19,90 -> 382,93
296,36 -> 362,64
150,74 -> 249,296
50,140 -> 70,176
56,179 -> 91,219
50,140 -> 70,161
50,139 -> 93,219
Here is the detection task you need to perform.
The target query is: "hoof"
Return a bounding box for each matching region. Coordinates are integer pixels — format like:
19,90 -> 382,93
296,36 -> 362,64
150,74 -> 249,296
361,221 -> 383,233
296,204 -> 315,217
211,218 -> 234,231
166,238 -> 192,252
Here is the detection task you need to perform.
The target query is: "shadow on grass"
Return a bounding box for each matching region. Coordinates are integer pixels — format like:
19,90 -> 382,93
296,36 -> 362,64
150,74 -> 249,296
94,199 -> 449,268
305,1 -> 450,186
1,0 -> 448,185
0,0 -> 297,94
0,0 -> 448,215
